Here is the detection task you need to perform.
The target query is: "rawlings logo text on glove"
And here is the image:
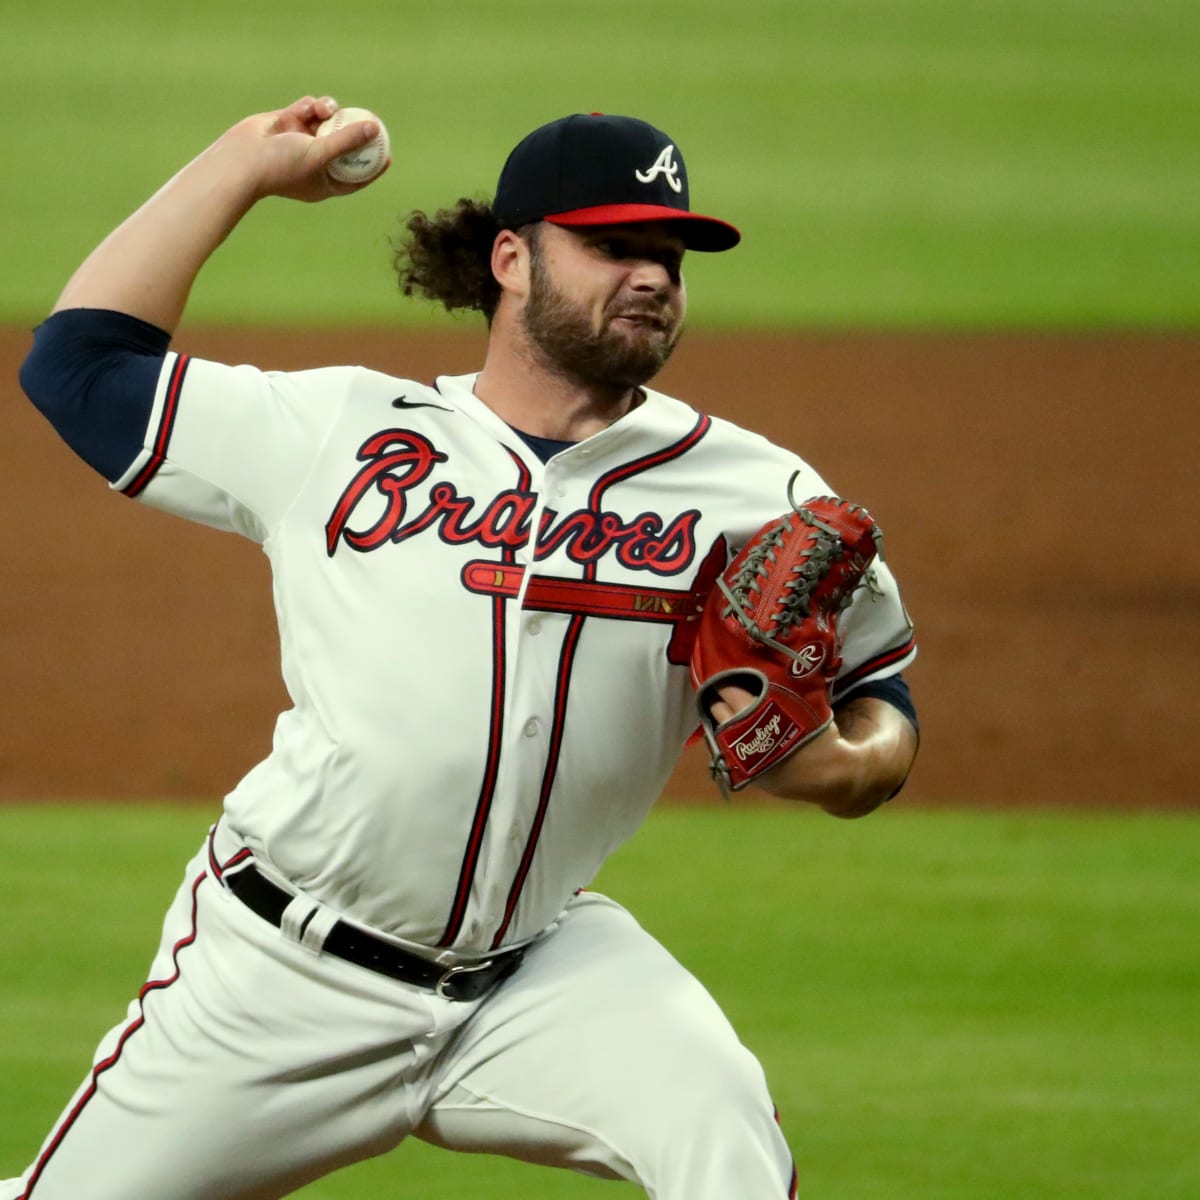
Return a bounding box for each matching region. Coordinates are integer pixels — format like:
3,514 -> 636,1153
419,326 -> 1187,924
689,479 -> 884,794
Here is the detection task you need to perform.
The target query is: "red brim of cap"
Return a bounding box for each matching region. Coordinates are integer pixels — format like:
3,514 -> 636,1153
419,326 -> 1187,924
545,204 -> 741,252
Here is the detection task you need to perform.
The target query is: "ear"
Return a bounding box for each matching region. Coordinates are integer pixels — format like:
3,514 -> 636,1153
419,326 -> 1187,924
491,228 -> 533,298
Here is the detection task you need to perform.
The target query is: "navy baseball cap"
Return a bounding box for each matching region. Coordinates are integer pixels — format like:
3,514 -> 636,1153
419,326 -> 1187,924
493,113 -> 741,252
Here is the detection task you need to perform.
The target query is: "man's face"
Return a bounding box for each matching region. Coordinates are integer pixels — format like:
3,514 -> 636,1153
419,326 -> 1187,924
520,223 -> 688,390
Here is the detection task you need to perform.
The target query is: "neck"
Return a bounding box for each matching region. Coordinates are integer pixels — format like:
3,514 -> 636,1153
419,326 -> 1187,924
473,320 -> 641,441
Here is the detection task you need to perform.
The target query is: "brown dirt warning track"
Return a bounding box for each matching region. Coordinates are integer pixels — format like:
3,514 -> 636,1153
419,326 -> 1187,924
1,325 -> 1196,810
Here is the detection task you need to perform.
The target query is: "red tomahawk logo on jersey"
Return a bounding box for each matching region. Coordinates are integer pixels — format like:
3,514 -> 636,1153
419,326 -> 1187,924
461,535 -> 728,665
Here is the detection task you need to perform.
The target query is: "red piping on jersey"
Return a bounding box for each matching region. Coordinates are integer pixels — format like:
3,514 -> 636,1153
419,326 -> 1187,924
16,868 -> 207,1199
206,826 -> 253,882
831,632 -> 917,701
438,586 -> 510,946
584,412 -> 712,510
772,1106 -> 799,1198
438,448 -> 530,946
489,613 -> 585,950
122,352 -> 190,498
489,412 -> 712,948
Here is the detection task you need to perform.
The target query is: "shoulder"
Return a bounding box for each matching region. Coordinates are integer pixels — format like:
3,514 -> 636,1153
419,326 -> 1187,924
266,364 -> 423,396
640,386 -> 832,500
236,364 -> 448,417
642,386 -> 795,457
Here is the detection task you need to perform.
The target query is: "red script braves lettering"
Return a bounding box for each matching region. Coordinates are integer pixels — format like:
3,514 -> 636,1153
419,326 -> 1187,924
326,431 -> 700,575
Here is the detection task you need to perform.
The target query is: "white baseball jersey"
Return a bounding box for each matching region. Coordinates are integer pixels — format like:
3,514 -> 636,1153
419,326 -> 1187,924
111,357 -> 916,957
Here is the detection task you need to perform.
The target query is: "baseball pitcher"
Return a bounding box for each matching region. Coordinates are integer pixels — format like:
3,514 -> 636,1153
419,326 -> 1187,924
8,97 -> 918,1199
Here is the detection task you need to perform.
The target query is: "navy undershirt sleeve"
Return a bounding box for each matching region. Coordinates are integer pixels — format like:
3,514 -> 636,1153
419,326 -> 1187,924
836,671 -> 919,734
19,308 -> 170,483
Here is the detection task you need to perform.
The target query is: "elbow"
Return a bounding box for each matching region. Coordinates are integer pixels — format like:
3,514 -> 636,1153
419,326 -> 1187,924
824,698 -> 919,818
834,741 -> 919,819
20,337 -> 54,415
819,779 -> 902,820
752,734 -> 914,818
822,796 -> 882,820
20,326 -> 82,427
819,712 -> 920,819
15,310 -> 161,483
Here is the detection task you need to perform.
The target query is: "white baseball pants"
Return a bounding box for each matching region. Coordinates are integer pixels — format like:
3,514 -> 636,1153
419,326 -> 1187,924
2,838 -> 797,1199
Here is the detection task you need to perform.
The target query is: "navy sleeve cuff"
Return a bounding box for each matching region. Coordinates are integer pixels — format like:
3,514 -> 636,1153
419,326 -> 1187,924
832,671 -> 919,802
19,308 -> 170,483
834,670 -> 919,734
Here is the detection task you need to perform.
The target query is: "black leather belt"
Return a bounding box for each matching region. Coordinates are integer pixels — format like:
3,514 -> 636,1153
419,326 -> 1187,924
225,865 -> 524,1001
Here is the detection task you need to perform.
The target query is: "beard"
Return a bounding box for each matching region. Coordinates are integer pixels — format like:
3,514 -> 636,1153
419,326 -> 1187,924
521,251 -> 683,391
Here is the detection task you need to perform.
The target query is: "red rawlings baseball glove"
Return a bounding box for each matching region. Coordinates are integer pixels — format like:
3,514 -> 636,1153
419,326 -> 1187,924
690,485 -> 884,794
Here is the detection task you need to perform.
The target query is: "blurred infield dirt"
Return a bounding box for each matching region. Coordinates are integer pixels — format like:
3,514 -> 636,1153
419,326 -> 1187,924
2,326 -> 1196,809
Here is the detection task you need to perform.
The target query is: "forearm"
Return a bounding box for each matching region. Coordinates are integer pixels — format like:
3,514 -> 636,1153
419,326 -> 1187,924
753,696 -> 919,818
50,95 -> 380,333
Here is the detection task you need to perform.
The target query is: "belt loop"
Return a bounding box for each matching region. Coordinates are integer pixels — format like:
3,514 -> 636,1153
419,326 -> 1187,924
300,905 -> 339,954
280,895 -> 329,955
279,895 -> 313,944
224,864 -> 525,998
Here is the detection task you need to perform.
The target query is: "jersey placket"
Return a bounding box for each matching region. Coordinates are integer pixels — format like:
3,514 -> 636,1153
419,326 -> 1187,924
438,441 -> 608,952
473,418 -> 712,950
434,445 -> 543,949
487,454 -> 585,950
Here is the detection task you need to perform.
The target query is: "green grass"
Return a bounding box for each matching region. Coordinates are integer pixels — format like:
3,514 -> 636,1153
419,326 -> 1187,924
1,802 -> 1197,1197
1,0 -> 1198,327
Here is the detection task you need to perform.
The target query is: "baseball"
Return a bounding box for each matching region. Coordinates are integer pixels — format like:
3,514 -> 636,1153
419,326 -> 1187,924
316,106 -> 391,185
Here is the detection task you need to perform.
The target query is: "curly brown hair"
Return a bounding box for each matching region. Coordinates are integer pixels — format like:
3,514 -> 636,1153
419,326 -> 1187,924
392,198 -> 520,323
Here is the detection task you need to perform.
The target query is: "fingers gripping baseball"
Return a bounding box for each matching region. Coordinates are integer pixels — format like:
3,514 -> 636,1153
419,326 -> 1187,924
236,96 -> 390,203
689,485 -> 885,795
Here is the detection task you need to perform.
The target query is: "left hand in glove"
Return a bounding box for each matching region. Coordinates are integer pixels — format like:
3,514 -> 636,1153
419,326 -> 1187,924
690,486 -> 885,794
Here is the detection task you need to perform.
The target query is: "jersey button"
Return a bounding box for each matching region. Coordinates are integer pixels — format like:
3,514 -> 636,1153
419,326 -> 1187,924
523,718 -> 541,738
527,617 -> 543,636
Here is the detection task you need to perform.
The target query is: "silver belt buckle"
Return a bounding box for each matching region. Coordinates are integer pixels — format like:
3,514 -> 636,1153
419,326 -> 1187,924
435,958 -> 495,1000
